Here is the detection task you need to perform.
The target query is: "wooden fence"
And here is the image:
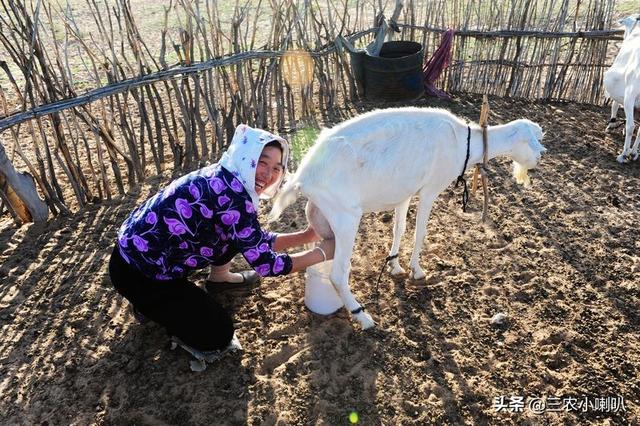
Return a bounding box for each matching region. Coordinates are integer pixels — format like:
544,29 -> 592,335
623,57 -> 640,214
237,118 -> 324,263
0,0 -> 623,222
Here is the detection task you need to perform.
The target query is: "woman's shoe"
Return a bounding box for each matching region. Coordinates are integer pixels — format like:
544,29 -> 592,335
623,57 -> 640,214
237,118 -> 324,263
204,270 -> 260,295
170,333 -> 243,372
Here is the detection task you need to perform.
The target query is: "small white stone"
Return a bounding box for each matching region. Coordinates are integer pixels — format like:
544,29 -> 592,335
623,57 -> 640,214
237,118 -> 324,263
490,312 -> 507,326
228,332 -> 243,351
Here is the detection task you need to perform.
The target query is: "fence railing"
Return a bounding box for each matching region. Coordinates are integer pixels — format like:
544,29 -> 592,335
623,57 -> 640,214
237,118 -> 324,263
0,0 -> 622,222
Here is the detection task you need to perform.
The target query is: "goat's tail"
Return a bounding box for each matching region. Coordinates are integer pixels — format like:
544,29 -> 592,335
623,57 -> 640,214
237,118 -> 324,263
268,178 -> 301,222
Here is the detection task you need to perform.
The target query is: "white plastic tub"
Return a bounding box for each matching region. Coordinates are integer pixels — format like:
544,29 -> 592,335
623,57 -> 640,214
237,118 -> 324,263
304,260 -> 344,315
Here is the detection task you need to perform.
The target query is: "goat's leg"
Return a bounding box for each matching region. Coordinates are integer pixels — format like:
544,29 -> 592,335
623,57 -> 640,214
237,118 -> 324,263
630,126 -> 640,161
389,198 -> 410,275
327,210 -> 375,330
409,194 -> 437,280
628,104 -> 640,160
618,88 -> 639,163
606,101 -> 622,133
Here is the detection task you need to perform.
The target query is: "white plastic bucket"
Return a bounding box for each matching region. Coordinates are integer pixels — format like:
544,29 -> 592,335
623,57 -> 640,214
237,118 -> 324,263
304,260 -> 344,315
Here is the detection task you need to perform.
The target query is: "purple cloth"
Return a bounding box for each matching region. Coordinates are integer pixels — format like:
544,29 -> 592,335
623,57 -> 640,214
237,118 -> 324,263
117,165 -> 292,281
423,29 -> 455,99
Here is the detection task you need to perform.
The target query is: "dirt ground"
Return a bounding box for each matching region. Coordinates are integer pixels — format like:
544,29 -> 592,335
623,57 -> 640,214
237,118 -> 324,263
1,94 -> 639,425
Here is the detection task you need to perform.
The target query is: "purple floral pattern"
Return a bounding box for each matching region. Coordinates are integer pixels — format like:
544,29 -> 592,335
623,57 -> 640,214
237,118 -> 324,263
256,264 -> 271,276
189,183 -> 200,199
116,165 -> 292,280
210,178 -> 224,194
145,212 -> 157,225
244,248 -> 260,263
200,205 -> 213,218
221,210 -> 240,226
175,198 -> 193,218
230,178 -> 243,193
132,235 -> 149,252
237,227 -> 254,238
273,257 -> 285,274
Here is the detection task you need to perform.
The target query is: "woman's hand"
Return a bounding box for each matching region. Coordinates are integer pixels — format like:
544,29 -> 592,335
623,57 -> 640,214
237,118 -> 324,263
288,238 -> 336,273
303,226 -> 322,244
272,226 -> 320,251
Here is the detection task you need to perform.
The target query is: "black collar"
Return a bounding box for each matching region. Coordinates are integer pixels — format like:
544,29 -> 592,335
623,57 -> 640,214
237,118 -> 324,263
455,126 -> 472,212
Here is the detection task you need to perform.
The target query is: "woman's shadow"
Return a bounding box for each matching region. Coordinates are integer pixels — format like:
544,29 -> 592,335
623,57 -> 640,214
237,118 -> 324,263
97,291 -> 253,425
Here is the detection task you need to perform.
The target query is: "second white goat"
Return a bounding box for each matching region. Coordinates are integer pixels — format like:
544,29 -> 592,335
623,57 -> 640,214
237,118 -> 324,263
269,107 -> 545,329
603,13 -> 640,162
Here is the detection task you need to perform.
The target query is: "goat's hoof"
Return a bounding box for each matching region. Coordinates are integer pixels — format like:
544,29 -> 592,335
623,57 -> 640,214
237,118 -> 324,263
389,265 -> 406,276
356,312 -> 376,330
617,154 -> 628,164
411,269 -> 426,281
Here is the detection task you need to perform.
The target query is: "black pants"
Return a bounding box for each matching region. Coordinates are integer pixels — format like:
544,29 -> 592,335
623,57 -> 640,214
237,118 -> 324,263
108,246 -> 234,351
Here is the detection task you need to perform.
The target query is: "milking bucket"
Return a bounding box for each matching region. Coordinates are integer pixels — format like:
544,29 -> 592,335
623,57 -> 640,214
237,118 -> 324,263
349,40 -> 424,101
304,260 -> 344,315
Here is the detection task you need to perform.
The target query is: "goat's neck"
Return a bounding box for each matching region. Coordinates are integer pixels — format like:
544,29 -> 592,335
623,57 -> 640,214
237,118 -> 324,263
466,122 -> 519,168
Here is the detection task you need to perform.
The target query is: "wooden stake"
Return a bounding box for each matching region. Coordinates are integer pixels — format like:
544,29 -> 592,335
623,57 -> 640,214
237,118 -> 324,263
472,94 -> 491,223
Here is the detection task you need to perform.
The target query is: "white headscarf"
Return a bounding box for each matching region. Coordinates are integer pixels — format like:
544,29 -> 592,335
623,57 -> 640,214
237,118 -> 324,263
219,124 -> 290,210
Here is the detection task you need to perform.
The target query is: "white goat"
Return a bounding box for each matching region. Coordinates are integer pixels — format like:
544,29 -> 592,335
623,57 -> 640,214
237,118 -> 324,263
269,108 -> 545,329
603,13 -> 640,162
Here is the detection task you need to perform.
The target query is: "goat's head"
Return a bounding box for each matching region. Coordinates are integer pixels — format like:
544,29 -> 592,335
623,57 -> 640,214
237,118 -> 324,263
510,119 -> 546,187
619,13 -> 640,39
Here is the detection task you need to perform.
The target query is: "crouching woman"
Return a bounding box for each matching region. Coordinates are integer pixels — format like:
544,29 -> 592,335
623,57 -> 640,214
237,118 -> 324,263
109,124 -> 334,357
